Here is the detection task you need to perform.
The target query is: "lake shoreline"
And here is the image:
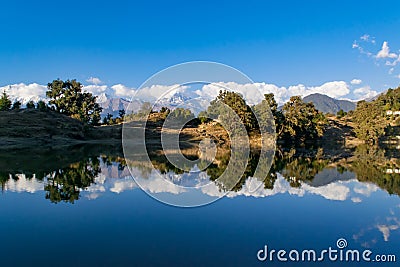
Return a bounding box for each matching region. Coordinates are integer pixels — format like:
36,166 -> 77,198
0,108 -> 374,151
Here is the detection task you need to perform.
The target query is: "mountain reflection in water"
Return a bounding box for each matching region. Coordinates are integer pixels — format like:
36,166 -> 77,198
1,143 -> 399,204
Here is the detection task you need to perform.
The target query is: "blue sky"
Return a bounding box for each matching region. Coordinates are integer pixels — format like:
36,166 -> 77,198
1,0 -> 400,102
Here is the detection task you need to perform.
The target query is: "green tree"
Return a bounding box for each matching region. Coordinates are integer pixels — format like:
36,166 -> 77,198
160,107 -> 170,114
336,109 -> 347,118
254,93 -> 285,137
281,96 -> 326,141
0,90 -> 12,111
36,100 -> 47,111
168,108 -> 195,121
352,100 -> 386,142
118,109 -> 125,119
46,79 -> 102,125
198,110 -> 209,123
103,113 -> 114,125
349,145 -> 400,196
11,101 -> 21,110
351,86 -> 400,142
44,158 -> 100,204
206,90 -> 256,132
26,100 -> 35,109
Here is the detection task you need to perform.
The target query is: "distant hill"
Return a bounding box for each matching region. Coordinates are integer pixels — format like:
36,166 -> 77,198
303,93 -> 356,114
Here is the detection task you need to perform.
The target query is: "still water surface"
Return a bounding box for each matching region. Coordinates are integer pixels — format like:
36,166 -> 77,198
0,144 -> 399,266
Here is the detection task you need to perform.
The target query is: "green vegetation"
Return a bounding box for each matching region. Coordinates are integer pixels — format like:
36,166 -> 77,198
168,107 -> 195,121
280,96 -> 326,141
124,102 -> 155,121
206,90 -> 255,131
351,86 -> 400,142
36,100 -> 47,111
203,90 -> 326,143
352,100 -> 386,142
336,109 -> 347,118
11,101 -> 21,110
102,109 -> 126,125
1,78 -> 400,146
1,139 -> 400,204
45,158 -> 100,203
46,79 -> 102,125
346,145 -> 400,195
26,100 -> 35,109
253,93 -> 283,135
0,90 -> 12,111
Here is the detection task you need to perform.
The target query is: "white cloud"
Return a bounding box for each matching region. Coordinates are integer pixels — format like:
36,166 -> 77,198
311,81 -> 350,98
110,179 -> 137,194
350,79 -> 362,85
377,223 -> 400,242
135,84 -> 188,101
376,41 -> 398,59
0,80 -> 140,105
196,81 -> 350,106
86,193 -> 102,200
83,83 -> 137,100
111,84 -> 136,99
360,34 -> 370,41
302,182 -> 350,201
352,39 -> 373,57
203,174 -> 351,201
1,79 -> 373,108
385,55 -> 400,66
353,86 -> 378,100
0,83 -> 47,104
351,197 -> 362,203
354,183 -> 379,197
4,174 -> 43,193
86,77 -> 102,85
83,84 -> 108,95
360,34 -> 376,44
354,37 -> 400,77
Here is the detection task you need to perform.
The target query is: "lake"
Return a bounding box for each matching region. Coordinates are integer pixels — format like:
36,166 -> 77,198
0,144 -> 399,266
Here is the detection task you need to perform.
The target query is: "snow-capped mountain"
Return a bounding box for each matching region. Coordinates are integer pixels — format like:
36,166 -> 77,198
152,91 -> 211,114
6,90 -> 204,118
9,95 -> 47,106
97,93 -> 142,118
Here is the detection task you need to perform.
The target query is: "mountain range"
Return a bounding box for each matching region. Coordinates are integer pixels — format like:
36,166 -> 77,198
303,93 -> 356,114
8,91 -> 358,117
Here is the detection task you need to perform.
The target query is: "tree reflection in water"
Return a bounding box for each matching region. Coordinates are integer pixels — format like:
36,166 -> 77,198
45,158 -> 101,203
0,143 -> 399,203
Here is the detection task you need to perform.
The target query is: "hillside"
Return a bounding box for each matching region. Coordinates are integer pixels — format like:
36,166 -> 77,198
303,93 -> 355,114
0,109 -> 121,149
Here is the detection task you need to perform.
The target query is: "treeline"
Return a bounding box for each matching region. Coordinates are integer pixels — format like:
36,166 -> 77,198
349,86 -> 400,143
124,104 -> 194,123
1,79 -> 103,125
1,77 -> 399,143
1,81 -> 328,142
199,90 -> 326,142
0,90 -> 48,111
124,90 -> 326,143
